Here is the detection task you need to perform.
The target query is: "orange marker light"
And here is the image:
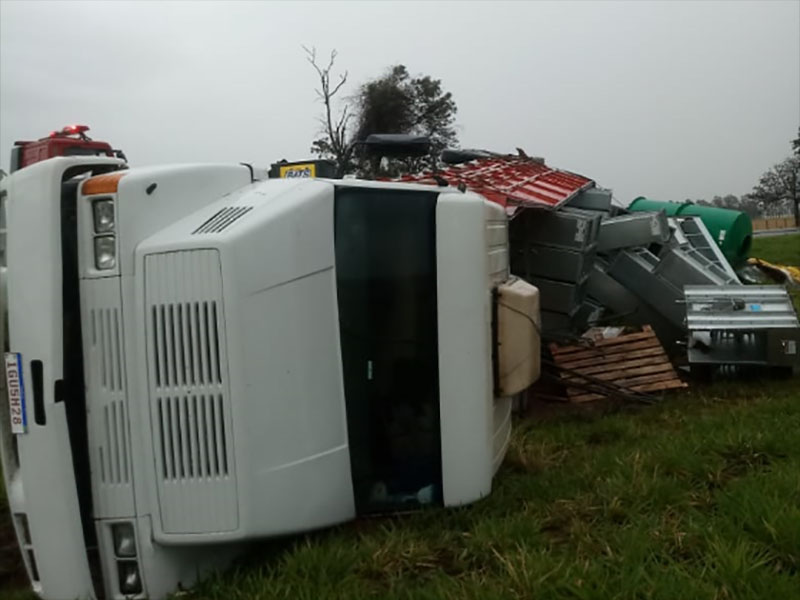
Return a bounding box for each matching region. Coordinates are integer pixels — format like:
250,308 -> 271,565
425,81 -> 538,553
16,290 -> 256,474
82,172 -> 127,195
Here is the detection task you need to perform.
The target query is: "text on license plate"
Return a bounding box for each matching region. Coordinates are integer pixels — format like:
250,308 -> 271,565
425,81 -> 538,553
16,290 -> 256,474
4,353 -> 27,434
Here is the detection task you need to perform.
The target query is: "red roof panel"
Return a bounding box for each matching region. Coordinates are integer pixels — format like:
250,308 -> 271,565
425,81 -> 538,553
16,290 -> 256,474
394,157 -> 594,210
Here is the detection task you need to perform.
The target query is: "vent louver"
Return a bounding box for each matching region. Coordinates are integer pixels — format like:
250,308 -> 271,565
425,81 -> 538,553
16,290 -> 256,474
89,308 -> 130,485
192,206 -> 253,234
99,401 -> 129,484
92,308 -> 124,392
84,289 -> 134,518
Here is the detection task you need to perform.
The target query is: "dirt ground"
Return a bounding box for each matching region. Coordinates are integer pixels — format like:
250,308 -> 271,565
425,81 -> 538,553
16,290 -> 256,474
0,515 -> 26,590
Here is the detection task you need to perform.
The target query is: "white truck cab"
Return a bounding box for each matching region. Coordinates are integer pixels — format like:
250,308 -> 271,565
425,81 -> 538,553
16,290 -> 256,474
0,156 -> 538,599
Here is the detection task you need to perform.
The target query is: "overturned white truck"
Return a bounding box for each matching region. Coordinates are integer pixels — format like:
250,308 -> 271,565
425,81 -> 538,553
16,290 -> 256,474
0,156 -> 539,599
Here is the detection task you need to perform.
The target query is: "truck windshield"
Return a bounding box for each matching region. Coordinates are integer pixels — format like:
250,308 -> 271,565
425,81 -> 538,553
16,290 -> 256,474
334,186 -> 442,514
0,188 -> 6,267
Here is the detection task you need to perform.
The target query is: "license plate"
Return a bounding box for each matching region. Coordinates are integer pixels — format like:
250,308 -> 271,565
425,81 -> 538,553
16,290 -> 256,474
4,353 -> 27,434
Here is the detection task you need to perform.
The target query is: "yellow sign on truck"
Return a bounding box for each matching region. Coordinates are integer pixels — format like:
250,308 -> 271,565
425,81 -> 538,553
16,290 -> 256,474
279,163 -> 316,178
269,159 -> 336,179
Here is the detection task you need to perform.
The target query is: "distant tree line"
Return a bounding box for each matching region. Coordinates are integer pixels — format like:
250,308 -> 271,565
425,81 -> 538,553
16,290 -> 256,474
749,128 -> 800,225
689,128 -> 799,224
689,194 -> 763,219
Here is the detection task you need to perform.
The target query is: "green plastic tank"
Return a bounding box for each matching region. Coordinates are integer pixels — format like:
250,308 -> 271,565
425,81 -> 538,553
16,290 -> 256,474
628,197 -> 752,267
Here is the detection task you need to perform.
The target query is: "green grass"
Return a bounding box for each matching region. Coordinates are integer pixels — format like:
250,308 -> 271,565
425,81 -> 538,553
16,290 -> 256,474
750,233 -> 800,267
749,233 -> 800,313
181,379 -> 799,600
1,381 -> 799,599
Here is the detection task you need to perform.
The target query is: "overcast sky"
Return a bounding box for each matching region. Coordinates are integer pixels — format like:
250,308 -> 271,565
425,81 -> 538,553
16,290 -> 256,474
1,1 -> 798,204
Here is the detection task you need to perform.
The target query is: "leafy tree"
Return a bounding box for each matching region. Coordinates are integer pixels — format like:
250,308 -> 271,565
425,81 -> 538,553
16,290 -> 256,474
792,126 -> 800,158
352,65 -> 458,175
306,50 -> 458,177
751,154 -> 800,226
353,66 -> 416,142
737,195 -> 765,219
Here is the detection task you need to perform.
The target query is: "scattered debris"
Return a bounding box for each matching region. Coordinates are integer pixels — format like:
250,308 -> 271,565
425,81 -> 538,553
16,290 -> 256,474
582,326 -> 625,341
747,258 -> 800,287
628,197 -> 753,268
399,152 -> 800,377
509,205 -> 602,335
669,216 -> 740,282
548,326 -> 687,403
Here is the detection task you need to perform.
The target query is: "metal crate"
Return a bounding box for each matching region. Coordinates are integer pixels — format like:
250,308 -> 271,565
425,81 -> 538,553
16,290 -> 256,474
596,211 -> 670,252
684,285 -> 800,367
512,244 -> 596,283
656,247 -> 730,287
529,275 -> 588,314
566,187 -> 613,213
511,207 -> 600,251
607,249 -> 686,329
541,306 -> 581,336
668,217 -> 739,282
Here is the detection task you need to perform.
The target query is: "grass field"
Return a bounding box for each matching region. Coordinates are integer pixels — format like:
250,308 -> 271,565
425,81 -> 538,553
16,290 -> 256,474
750,233 -> 800,313
1,236 -> 798,600
3,380 -> 799,600
750,233 -> 800,266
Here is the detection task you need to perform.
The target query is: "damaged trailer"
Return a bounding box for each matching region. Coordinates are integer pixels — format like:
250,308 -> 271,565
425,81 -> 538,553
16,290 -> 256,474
399,152 -> 800,378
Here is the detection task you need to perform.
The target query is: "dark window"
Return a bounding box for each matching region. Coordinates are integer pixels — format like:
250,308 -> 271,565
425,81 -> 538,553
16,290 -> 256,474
334,186 -> 442,514
62,147 -> 111,157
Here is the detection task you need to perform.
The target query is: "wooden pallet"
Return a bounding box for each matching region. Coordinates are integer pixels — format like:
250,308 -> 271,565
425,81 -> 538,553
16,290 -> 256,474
548,326 -> 687,403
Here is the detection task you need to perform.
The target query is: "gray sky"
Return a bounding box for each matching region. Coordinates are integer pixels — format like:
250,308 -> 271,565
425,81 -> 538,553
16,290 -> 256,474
1,1 -> 798,204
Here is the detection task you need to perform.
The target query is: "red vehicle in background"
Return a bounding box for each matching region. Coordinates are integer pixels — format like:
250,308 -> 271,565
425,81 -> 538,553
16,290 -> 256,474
10,125 -> 126,172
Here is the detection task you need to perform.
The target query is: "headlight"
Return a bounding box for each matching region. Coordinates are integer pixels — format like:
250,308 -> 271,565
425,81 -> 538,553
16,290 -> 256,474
117,560 -> 142,595
112,523 -> 136,558
94,235 -> 116,270
92,199 -> 115,233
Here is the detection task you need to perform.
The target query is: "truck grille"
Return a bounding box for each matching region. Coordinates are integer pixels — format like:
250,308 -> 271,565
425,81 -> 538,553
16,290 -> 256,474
145,249 -> 238,534
155,394 -> 229,480
150,301 -> 222,388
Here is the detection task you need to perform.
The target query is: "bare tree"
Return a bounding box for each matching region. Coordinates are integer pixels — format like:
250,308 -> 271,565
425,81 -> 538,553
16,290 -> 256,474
304,46 -> 353,176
